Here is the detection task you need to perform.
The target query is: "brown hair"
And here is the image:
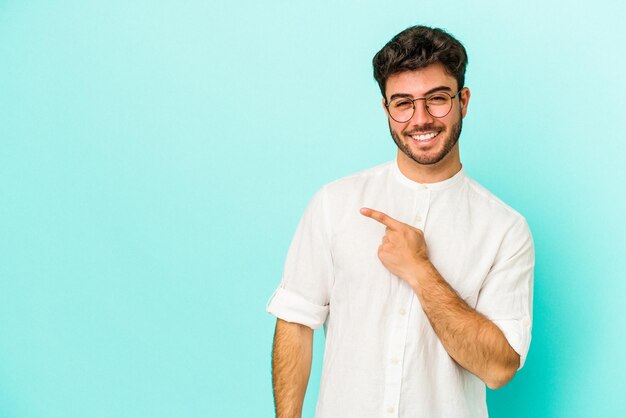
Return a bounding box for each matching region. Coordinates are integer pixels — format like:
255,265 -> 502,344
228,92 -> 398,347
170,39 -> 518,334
372,25 -> 468,99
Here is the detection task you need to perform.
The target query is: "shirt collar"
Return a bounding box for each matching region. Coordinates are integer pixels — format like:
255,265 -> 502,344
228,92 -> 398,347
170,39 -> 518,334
391,159 -> 466,191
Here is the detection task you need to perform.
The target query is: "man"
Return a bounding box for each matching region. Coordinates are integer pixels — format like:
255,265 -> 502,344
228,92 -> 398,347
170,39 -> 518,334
267,25 -> 534,418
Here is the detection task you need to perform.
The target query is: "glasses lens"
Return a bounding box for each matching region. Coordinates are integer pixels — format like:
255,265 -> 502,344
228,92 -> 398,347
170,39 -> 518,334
426,93 -> 452,118
388,99 -> 414,123
388,93 -> 454,121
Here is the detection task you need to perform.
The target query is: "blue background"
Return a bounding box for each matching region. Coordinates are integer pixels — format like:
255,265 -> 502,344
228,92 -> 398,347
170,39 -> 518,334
1,1 -> 625,417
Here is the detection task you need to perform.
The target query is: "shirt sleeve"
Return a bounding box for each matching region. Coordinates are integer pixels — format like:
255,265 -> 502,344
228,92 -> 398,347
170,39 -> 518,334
475,217 -> 535,369
266,188 -> 333,330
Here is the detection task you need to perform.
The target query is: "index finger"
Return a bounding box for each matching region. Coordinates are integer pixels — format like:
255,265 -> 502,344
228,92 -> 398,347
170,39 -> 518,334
360,207 -> 403,230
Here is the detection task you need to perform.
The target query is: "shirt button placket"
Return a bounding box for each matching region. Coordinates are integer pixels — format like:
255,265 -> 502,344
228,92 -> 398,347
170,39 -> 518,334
413,187 -> 430,230
382,293 -> 414,418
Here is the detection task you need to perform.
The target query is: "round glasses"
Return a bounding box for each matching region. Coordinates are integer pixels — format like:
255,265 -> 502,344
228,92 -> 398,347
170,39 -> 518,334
385,90 -> 462,123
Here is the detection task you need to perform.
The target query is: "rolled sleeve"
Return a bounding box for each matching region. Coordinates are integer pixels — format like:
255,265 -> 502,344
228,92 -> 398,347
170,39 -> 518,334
492,317 -> 532,369
266,287 -> 330,329
266,188 -> 333,329
476,217 -> 535,369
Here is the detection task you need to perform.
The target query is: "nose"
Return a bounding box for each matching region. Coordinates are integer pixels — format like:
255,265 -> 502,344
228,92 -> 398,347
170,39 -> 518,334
409,99 -> 435,125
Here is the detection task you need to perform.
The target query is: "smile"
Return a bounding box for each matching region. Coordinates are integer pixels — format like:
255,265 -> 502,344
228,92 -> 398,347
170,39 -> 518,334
410,131 -> 440,142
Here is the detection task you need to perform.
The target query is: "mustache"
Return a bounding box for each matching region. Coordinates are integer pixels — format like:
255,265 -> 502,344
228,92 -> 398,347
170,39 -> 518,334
404,124 -> 443,135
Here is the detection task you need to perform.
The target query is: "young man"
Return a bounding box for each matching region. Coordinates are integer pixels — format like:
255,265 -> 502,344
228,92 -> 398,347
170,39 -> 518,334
267,25 -> 534,418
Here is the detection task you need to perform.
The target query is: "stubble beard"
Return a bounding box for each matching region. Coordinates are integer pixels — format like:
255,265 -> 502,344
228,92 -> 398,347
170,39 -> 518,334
389,116 -> 463,166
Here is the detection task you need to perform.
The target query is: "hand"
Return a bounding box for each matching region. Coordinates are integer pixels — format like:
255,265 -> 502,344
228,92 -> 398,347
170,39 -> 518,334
360,207 -> 430,284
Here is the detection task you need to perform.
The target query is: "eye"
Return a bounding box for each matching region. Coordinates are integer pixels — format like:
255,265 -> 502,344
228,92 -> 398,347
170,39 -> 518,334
392,99 -> 413,109
428,94 -> 449,104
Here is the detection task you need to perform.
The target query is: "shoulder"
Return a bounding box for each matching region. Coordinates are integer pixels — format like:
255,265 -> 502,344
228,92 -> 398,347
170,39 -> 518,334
462,174 -> 531,234
320,161 -> 393,197
303,162 -> 393,227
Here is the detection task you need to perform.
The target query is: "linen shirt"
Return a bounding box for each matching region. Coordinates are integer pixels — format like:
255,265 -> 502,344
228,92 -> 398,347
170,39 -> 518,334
267,161 -> 534,418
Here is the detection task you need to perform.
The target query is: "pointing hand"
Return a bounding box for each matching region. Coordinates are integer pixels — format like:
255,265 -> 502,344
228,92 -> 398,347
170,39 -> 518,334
360,207 -> 429,283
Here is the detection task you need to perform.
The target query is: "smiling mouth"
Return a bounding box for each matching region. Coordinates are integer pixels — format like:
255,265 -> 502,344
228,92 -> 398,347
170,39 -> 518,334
409,131 -> 440,142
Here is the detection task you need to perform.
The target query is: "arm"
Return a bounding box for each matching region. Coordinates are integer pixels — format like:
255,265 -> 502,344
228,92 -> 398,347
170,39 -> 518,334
272,318 -> 313,418
360,208 -> 519,389
407,260 -> 519,389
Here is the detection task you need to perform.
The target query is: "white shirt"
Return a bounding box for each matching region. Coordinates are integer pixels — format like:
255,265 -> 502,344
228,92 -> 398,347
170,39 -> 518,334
267,161 -> 534,418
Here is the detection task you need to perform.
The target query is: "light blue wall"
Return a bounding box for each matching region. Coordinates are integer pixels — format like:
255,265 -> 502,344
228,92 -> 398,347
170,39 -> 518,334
1,1 -> 624,417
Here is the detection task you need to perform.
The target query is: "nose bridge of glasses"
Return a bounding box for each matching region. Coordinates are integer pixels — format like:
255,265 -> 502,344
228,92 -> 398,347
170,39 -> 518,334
411,97 -> 433,120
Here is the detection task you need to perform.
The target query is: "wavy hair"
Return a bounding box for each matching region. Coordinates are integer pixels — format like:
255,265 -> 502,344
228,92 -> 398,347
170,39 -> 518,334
373,25 -> 468,99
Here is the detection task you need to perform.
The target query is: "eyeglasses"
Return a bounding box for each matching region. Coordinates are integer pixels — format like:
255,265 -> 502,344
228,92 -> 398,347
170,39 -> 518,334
385,90 -> 462,123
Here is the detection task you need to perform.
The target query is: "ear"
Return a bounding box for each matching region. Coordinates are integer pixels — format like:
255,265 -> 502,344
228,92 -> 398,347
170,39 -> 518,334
460,87 -> 471,118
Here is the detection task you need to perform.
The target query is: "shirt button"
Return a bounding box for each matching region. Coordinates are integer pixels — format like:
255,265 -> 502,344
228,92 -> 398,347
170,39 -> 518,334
523,317 -> 530,327
387,406 -> 395,413
399,308 -> 406,316
391,356 -> 399,365
418,184 -> 428,190
414,214 -> 422,223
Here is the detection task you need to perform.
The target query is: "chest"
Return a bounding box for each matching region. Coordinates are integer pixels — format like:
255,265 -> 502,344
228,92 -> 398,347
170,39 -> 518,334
329,197 -> 501,308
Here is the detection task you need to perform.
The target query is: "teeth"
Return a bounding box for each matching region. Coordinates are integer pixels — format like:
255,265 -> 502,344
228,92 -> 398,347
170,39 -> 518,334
411,132 -> 438,141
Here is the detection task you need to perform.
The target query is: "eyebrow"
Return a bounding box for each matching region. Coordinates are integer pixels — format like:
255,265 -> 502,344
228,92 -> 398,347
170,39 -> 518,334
388,85 -> 453,101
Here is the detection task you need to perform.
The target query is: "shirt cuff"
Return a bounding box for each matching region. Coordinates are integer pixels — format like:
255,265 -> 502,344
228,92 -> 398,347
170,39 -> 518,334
266,286 -> 329,330
492,317 -> 532,370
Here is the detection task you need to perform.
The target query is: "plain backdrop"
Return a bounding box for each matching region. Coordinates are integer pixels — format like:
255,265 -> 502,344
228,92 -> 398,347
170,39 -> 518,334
1,1 -> 625,417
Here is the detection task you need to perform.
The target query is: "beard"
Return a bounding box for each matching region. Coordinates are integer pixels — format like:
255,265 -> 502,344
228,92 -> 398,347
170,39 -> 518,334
389,116 -> 462,166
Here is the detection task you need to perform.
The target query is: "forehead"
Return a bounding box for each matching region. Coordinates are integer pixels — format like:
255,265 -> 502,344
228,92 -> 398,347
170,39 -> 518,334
385,63 -> 458,97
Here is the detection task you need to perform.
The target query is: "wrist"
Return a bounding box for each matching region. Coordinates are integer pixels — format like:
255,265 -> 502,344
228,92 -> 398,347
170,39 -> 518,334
404,257 -> 432,290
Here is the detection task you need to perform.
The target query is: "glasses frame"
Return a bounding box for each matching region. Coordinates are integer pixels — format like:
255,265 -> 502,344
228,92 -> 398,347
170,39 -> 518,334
385,89 -> 463,123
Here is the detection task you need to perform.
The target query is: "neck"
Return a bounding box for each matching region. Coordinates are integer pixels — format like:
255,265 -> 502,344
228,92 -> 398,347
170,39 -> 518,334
396,147 -> 462,184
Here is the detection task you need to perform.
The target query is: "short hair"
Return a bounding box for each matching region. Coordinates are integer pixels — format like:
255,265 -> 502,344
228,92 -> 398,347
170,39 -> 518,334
372,25 -> 468,99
